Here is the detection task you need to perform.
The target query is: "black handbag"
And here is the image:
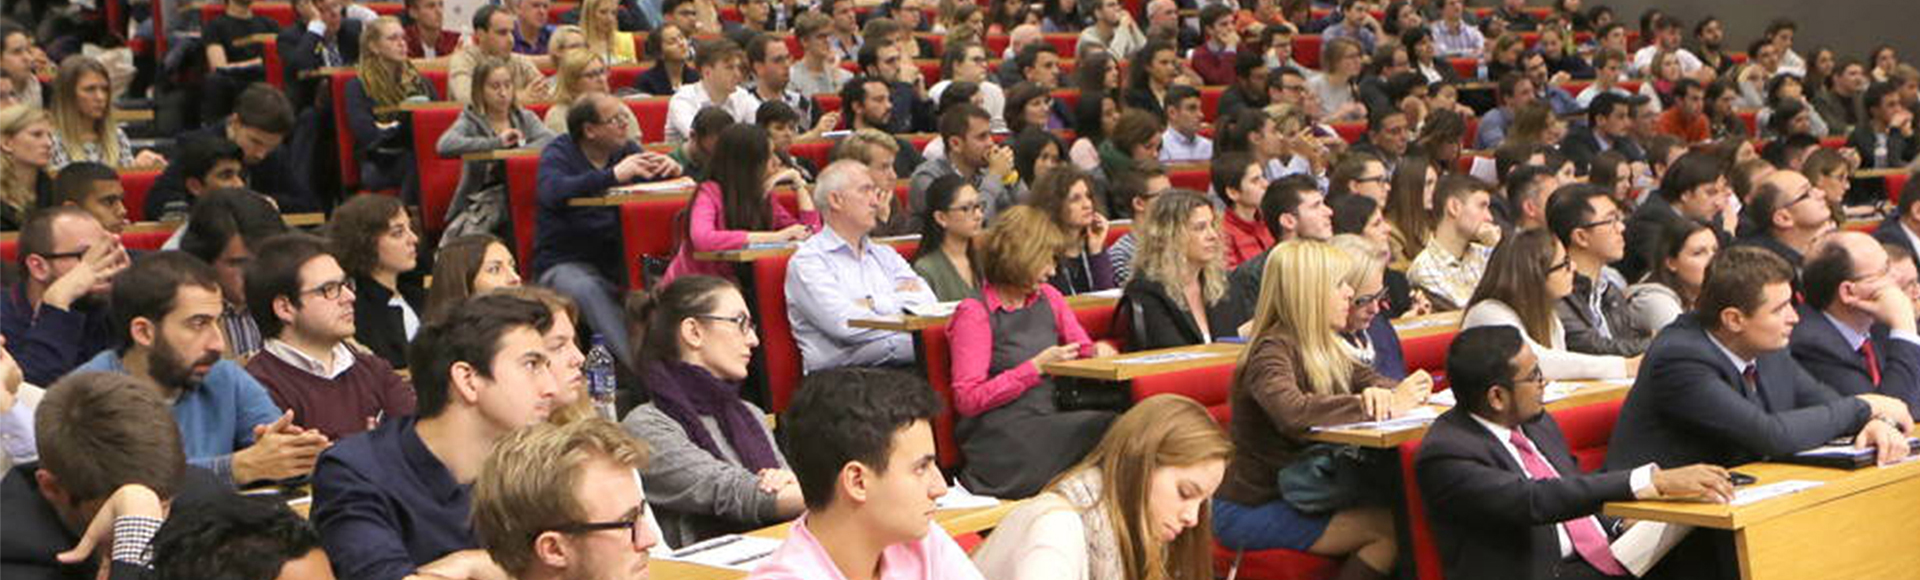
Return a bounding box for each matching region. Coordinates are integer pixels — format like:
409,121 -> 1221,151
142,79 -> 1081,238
1053,378 -> 1134,412
1276,443 -> 1378,514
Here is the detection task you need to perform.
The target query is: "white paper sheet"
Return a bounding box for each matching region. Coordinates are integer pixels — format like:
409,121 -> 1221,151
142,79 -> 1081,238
937,483 -> 1001,510
1729,479 -> 1823,506
656,534 -> 785,571
1111,351 -> 1228,365
1311,407 -> 1440,432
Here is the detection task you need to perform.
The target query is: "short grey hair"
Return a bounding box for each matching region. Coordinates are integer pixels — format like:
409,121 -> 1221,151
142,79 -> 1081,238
814,159 -> 872,213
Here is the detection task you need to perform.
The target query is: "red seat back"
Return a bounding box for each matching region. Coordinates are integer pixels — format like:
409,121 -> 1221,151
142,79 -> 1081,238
1169,167 -> 1209,192
1332,121 -> 1368,144
1448,57 -> 1478,79
1199,85 -> 1224,123
1400,327 -> 1456,376
409,104 -> 466,235
325,68 -> 366,189
921,322 -> 964,469
1043,33 -> 1078,58
790,140 -> 835,170
752,255 -> 805,412
1210,543 -> 1339,580
506,154 -> 542,277
1131,363 -> 1235,423
626,98 -> 671,144
618,199 -> 688,290
609,65 -> 646,92
120,168 -> 163,223
1399,440 -> 1446,580
1887,172 -> 1912,205
258,36 -> 284,88
1552,398 -> 1625,472
123,228 -> 177,252
421,69 -> 449,98
1292,35 -> 1323,69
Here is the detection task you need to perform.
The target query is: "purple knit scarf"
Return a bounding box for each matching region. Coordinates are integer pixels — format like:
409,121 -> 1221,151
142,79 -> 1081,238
643,361 -> 781,471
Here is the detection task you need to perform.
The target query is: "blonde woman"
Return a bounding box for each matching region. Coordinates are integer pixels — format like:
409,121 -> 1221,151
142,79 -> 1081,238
48,55 -> 166,169
542,25 -> 588,70
581,0 -> 638,64
973,395 -> 1232,580
1213,241 -> 1432,580
1121,190 -> 1236,350
346,16 -> 438,196
437,60 -> 558,241
543,50 -> 640,141
950,205 -> 1120,498
0,104 -> 54,230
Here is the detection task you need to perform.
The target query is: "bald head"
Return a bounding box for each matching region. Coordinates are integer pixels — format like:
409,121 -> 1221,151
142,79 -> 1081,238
1009,24 -> 1041,51
1747,168 -> 1829,238
1804,231 -> 1891,312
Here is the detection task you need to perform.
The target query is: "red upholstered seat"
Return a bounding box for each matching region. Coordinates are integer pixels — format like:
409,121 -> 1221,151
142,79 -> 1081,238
618,199 -> 687,290
1448,58 -> 1478,79
1819,136 -> 1847,150
1400,327 -> 1457,376
257,35 -> 284,88
609,65 -> 646,91
1293,35 -> 1323,69
1052,88 -> 1080,114
1200,86 -> 1225,123
1131,363 -> 1234,421
420,69 -> 449,100
1331,121 -> 1368,145
1211,544 -> 1339,580
409,103 -> 466,236
1554,399 -> 1625,472
1738,110 -> 1759,138
626,98 -> 672,145
1399,440 -> 1445,580
1889,172 -> 1912,205
753,255 -> 806,413
123,228 -> 176,252
120,168 -> 163,223
1169,167 -> 1209,192
326,68 -> 363,189
504,154 -> 542,278
921,323 -> 964,469
814,94 -> 842,116
790,140 -> 835,170
1043,33 -> 1078,58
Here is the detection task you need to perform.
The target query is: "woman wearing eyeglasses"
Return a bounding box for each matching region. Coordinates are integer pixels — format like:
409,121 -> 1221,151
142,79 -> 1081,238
913,174 -> 987,301
951,205 -> 1120,498
544,51 -> 640,141
620,275 -> 803,547
1329,234 -> 1408,380
1121,190 -> 1238,350
1462,229 -> 1640,380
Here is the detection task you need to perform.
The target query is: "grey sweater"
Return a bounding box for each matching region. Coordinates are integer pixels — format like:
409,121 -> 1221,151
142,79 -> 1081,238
621,403 -> 786,549
433,106 -> 556,242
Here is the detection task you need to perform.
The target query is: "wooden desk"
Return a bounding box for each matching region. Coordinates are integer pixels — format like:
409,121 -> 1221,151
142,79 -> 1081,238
284,212 -> 325,227
1307,379 -> 1633,448
654,500 -> 1025,580
1604,459 -> 1920,580
460,148 -> 541,161
691,234 -> 922,262
1041,343 -> 1246,382
110,109 -> 154,122
1855,167 -> 1909,179
849,293 -> 1122,332
570,178 -> 916,207
1392,311 -> 1462,340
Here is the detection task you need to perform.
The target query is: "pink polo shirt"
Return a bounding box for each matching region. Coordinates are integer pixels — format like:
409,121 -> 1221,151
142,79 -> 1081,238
747,515 -> 986,580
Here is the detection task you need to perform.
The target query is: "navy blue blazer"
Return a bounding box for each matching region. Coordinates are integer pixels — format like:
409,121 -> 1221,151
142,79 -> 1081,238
1363,314 -> 1407,381
1787,304 -> 1920,408
1605,315 -> 1870,580
1416,409 -> 1632,580
1871,218 -> 1919,273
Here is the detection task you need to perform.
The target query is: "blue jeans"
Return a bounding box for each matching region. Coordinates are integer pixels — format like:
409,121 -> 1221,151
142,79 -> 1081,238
538,262 -> 632,367
1211,497 -> 1331,552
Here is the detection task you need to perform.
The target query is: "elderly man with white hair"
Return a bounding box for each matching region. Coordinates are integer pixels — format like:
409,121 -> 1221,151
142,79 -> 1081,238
785,160 -> 939,373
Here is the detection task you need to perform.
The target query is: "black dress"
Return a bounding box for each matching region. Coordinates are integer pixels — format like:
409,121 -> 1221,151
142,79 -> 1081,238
352,274 -> 426,369
956,294 -> 1115,498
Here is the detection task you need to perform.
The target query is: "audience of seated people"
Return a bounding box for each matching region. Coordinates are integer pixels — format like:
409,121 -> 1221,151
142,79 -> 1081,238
11,3 -> 1920,578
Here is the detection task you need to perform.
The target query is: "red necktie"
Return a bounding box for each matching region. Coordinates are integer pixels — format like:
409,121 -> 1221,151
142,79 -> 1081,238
1861,340 -> 1882,387
1509,430 -> 1630,576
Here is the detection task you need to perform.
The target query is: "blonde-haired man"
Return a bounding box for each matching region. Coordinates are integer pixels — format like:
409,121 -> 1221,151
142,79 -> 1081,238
473,418 -> 659,580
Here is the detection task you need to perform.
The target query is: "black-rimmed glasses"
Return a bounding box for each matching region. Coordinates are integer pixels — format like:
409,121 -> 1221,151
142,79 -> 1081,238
302,278 -> 357,300
550,516 -> 647,546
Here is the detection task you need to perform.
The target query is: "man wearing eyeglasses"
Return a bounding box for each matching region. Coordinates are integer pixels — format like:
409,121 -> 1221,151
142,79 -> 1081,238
2,208 -> 126,388
475,419 -> 662,580
1734,169 -> 1833,272
1547,185 -> 1652,358
311,293 -> 562,580
787,161 -> 937,373
243,234 -> 414,441
1791,232 -> 1920,407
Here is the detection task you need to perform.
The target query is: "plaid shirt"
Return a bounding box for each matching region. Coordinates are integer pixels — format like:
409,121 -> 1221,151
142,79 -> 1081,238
1407,240 -> 1493,311
1429,20 -> 1485,58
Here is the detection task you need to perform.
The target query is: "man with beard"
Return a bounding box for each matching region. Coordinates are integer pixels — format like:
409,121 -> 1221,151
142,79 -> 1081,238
3,208 -> 128,387
243,234 -> 415,441
74,252 -> 330,487
311,293 -> 563,580
841,76 -> 924,177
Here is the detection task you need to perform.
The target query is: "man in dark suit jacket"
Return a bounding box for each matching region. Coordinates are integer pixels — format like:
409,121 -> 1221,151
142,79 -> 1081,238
1418,326 -> 1731,580
1559,93 -> 1647,173
1790,232 -> 1920,407
1605,246 -> 1913,580
1871,180 -> 1920,273
1730,169 -> 1831,273
1847,82 -> 1917,171
1619,151 -> 1732,282
0,372 -> 232,580
145,85 -> 318,215
278,1 -> 364,111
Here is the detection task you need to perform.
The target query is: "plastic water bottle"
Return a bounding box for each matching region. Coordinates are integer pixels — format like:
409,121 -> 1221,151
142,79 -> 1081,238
585,335 -> 619,420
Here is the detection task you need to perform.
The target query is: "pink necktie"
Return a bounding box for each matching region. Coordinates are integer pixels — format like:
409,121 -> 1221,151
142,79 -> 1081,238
1509,430 -> 1629,576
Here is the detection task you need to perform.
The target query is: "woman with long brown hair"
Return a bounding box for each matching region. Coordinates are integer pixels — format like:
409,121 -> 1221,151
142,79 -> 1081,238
1461,228 -> 1638,379
48,55 -> 166,169
974,395 -> 1232,580
346,16 -> 437,198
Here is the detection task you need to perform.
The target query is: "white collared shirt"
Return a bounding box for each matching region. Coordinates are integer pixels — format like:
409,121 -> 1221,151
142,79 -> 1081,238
263,339 -> 358,380
1469,413 -> 1655,559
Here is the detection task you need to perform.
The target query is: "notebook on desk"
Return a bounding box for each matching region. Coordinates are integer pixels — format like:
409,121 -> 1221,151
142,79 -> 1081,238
1778,437 -> 1920,469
